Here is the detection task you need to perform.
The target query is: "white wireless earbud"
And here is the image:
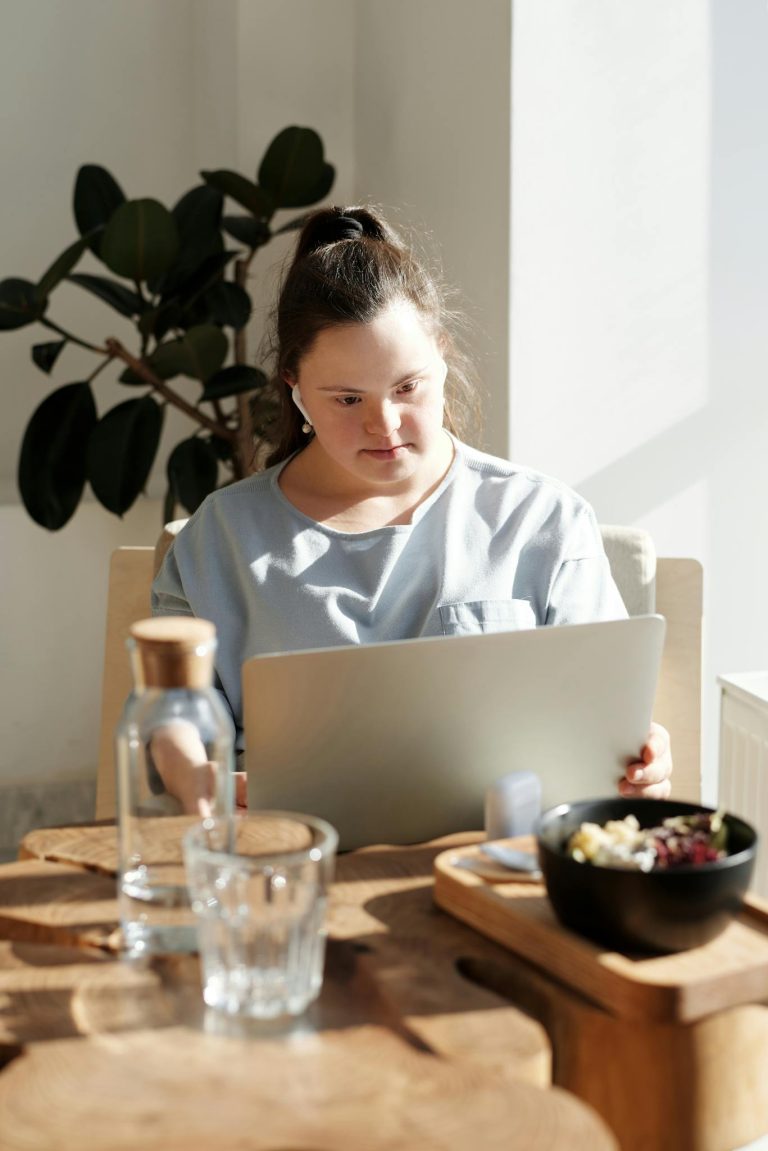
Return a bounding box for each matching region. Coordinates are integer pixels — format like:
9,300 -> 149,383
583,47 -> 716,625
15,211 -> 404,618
290,386 -> 310,423
291,386 -> 313,433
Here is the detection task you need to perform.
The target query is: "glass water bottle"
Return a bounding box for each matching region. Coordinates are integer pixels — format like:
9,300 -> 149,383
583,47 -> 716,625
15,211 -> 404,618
115,616 -> 235,955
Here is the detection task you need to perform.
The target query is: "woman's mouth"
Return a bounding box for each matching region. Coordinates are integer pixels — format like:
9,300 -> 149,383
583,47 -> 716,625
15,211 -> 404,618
362,444 -> 409,460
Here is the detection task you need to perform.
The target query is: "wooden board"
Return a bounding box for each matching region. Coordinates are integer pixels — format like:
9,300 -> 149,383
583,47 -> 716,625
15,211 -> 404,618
0,859 -> 119,951
18,814 -> 301,877
20,822 -> 120,876
0,1021 -> 617,1151
434,840 -> 768,1023
0,940 -> 171,1058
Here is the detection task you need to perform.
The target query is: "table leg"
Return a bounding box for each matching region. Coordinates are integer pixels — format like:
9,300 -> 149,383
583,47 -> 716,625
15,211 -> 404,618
458,951 -> 768,1151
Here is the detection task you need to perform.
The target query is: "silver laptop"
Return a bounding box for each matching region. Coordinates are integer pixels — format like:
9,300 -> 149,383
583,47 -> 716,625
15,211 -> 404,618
244,615 -> 666,850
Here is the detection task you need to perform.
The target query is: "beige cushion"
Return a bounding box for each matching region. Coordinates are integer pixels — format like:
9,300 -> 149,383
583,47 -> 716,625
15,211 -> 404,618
599,524 -> 656,617
154,518 -> 189,575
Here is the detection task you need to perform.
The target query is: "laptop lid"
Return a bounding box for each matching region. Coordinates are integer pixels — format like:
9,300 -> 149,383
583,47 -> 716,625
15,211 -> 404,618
244,615 -> 666,850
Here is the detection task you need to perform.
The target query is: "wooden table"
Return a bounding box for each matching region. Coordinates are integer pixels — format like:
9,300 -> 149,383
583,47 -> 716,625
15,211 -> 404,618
0,823 -> 616,1151
435,838 -> 768,1151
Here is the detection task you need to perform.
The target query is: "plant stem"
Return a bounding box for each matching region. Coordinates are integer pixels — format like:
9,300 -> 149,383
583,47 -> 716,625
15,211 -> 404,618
86,354 -> 115,384
105,338 -> 237,443
233,257 -> 256,478
40,318 -> 107,354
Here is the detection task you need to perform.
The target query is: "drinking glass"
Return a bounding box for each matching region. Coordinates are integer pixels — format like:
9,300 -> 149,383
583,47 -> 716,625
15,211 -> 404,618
183,811 -> 338,1019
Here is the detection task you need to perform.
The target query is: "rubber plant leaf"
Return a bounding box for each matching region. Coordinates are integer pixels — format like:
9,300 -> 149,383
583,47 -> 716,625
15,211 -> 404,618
171,250 -> 236,310
222,216 -> 271,249
18,381 -> 97,529
182,324 -> 229,381
68,273 -> 145,318
173,185 -> 224,258
200,170 -> 275,220
203,282 -> 252,331
32,339 -> 67,374
149,324 -> 229,382
166,436 -> 219,514
151,185 -> 225,297
73,164 -> 126,256
0,278 -> 46,330
258,126 -> 334,209
201,364 -> 267,401
101,199 -> 180,284
36,234 -> 92,301
86,395 -> 164,516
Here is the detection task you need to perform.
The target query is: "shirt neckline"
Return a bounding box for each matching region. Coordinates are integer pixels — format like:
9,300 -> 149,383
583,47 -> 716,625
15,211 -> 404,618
270,434 -> 462,539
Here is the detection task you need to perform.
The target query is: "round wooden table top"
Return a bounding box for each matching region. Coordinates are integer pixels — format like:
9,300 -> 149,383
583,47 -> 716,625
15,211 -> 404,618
0,823 -> 618,1150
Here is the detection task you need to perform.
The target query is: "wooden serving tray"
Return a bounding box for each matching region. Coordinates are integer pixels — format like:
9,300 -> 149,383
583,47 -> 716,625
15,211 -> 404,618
433,838 -> 768,1023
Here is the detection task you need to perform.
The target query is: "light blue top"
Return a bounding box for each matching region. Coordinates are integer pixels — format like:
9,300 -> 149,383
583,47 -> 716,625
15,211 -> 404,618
152,439 -> 627,744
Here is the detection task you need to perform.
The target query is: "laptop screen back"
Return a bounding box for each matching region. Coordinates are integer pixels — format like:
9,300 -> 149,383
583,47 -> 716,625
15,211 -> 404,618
243,615 -> 666,850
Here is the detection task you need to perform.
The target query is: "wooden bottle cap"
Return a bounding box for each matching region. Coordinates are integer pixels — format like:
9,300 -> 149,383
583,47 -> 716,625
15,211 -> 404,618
129,617 -> 217,690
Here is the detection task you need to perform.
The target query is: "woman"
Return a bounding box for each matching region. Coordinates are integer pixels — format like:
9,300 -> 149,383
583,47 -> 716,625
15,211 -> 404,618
152,206 -> 672,809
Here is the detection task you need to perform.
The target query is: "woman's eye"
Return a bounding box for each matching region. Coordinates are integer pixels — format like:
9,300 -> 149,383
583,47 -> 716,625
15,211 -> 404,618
337,395 -> 360,407
398,381 -> 418,395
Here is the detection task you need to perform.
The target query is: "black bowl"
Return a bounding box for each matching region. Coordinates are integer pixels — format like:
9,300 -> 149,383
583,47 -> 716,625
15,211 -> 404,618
537,798 -> 758,954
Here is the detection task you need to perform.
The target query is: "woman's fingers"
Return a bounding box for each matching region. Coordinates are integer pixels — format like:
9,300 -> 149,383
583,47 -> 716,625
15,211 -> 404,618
619,776 -> 672,799
619,720 -> 673,798
234,772 -> 248,809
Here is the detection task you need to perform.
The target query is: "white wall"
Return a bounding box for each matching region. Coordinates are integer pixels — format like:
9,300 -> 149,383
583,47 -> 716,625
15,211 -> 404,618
510,1 -> 709,486
355,0 -> 512,456
706,0 -> 768,772
510,0 -> 768,801
0,499 -> 162,786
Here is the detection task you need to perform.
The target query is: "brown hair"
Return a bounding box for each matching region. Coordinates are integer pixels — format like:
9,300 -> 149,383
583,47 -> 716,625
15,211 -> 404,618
265,206 -> 481,466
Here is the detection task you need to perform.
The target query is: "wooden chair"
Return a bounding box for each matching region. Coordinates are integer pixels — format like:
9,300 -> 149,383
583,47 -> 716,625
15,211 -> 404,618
95,525 -> 703,819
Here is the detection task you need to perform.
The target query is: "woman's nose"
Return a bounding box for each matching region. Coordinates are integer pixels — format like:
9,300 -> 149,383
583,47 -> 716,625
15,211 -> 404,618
365,401 -> 400,436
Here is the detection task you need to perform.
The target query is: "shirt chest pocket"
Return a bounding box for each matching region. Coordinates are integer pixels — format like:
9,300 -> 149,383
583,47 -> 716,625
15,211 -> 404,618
438,599 -> 537,636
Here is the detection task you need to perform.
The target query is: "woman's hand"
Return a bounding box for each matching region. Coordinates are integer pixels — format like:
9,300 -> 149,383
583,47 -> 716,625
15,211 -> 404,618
234,772 -> 248,809
619,721 -> 673,799
150,721 -> 216,816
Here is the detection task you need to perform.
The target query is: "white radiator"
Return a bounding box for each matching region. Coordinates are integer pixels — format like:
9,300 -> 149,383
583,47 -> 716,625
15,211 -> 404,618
718,673 -> 768,899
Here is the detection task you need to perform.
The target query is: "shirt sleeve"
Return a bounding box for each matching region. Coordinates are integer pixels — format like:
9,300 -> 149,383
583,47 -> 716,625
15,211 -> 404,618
151,539 -> 241,751
545,505 -> 628,626
151,543 -> 194,618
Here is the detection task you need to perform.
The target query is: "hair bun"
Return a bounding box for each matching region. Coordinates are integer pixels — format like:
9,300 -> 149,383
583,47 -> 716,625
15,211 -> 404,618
307,213 -> 364,250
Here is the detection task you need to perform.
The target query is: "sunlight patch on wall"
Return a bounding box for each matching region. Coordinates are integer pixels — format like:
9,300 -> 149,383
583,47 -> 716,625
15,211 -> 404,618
509,0 -> 710,489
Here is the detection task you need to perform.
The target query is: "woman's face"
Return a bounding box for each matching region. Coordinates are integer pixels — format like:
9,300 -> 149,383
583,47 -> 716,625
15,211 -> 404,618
289,300 -> 449,492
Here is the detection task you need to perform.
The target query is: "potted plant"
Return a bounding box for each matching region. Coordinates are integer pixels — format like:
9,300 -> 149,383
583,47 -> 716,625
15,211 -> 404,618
0,125 -> 335,529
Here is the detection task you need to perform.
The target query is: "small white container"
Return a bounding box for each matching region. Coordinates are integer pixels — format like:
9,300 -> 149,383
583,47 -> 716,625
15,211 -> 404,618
485,771 -> 542,839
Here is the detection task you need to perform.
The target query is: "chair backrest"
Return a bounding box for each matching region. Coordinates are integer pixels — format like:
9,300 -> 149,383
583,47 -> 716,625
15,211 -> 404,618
599,525 -> 702,803
95,524 -> 703,818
